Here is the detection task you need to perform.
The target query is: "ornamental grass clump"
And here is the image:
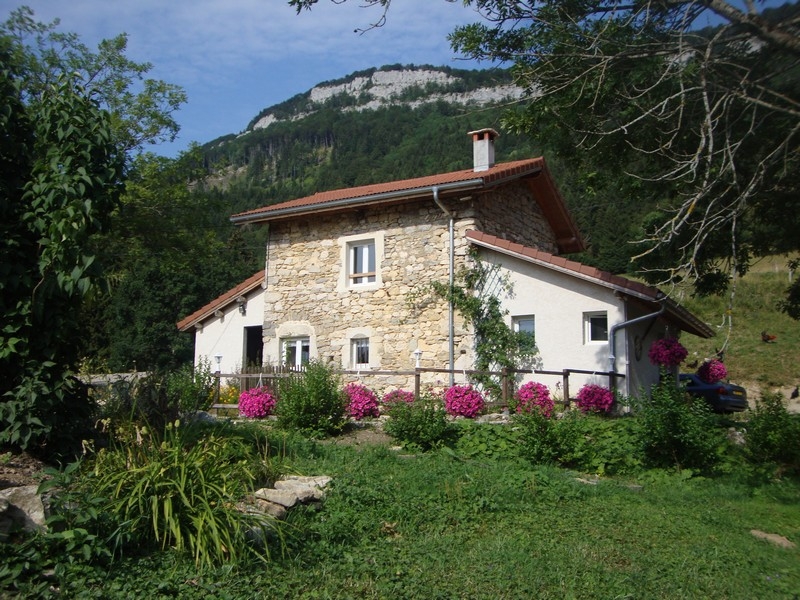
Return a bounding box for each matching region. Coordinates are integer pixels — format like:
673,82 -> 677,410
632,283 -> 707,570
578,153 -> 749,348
239,386 -> 277,419
575,384 -> 614,414
648,337 -> 688,368
345,382 -> 380,420
382,388 -> 415,405
514,381 -> 554,417
697,359 -> 727,383
444,384 -> 485,418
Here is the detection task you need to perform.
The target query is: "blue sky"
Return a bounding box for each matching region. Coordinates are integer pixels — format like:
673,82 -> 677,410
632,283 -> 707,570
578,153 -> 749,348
2,1 -> 484,156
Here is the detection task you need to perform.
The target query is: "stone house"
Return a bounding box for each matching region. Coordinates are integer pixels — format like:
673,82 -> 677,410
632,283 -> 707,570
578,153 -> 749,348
201,128 -> 713,397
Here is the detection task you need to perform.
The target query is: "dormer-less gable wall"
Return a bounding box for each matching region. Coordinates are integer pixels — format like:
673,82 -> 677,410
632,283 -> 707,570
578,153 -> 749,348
472,181 -> 559,253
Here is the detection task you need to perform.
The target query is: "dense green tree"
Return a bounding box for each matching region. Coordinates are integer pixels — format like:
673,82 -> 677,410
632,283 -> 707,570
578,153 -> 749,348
0,8 -> 187,456
0,45 -> 124,455
291,0 -> 800,314
79,151 -> 266,372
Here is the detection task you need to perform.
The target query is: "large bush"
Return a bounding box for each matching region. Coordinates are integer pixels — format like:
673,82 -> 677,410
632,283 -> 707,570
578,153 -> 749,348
636,376 -> 724,471
276,361 -> 346,436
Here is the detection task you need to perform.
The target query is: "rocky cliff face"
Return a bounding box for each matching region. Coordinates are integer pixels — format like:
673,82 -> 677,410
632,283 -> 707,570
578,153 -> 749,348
251,67 -> 523,131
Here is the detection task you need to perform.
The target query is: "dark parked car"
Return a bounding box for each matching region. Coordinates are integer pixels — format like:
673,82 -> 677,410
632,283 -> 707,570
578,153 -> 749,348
679,373 -> 748,413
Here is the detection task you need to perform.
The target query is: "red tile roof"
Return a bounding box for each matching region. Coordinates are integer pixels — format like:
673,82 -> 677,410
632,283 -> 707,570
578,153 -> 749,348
230,156 -> 585,254
231,158 -> 545,222
466,230 -> 713,338
177,270 -> 265,331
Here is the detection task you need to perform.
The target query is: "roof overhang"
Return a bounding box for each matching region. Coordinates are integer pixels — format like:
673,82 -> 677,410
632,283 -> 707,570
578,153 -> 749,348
177,270 -> 266,332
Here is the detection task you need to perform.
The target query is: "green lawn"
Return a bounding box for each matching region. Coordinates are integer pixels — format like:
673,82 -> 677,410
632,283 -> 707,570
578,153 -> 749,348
78,438 -> 799,599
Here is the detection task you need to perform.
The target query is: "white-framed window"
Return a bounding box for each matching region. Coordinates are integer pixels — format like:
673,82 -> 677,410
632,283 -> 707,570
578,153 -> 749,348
351,337 -> 370,369
584,311 -> 608,343
349,240 -> 376,285
282,337 -> 310,368
513,315 -> 535,336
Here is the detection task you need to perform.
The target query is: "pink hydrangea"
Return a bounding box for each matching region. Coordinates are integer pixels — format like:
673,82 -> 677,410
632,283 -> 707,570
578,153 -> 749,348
574,384 -> 614,414
238,386 -> 277,419
443,385 -> 485,419
344,382 -> 380,420
382,389 -> 415,405
514,381 -> 554,418
648,337 -> 688,368
697,359 -> 727,383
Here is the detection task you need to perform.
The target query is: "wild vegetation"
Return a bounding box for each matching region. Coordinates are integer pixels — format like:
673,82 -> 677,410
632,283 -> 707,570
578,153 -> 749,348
1,360 -> 799,598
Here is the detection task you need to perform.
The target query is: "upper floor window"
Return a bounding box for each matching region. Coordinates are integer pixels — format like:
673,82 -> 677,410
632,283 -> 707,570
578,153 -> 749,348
584,311 -> 608,343
349,241 -> 376,285
339,232 -> 383,292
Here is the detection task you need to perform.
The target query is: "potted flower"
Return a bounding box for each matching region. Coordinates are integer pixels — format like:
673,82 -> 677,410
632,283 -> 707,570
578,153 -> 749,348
648,337 -> 688,369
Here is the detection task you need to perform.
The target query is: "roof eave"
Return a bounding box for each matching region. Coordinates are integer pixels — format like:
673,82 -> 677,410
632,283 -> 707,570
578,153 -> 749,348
230,177 -> 489,225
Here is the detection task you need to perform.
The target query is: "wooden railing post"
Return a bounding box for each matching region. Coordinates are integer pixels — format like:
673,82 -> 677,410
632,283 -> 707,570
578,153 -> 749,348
562,369 -> 570,408
501,367 -> 509,406
414,369 -> 421,401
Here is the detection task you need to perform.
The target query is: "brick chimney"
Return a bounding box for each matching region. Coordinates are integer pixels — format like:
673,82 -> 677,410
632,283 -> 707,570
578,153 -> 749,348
468,128 -> 499,172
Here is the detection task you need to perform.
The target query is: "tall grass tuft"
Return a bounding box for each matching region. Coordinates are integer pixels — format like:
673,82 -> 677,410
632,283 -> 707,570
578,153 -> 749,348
86,420 -> 277,567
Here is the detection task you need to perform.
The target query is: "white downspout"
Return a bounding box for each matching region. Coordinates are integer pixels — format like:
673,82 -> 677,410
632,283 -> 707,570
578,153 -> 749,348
432,186 -> 455,386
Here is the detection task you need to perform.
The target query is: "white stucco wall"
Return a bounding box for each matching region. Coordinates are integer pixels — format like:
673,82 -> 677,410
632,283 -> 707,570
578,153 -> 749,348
477,249 -> 667,400
193,288 -> 265,375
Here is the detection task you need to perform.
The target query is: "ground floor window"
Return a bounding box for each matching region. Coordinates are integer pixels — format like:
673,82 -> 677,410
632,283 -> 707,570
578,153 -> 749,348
584,311 -> 609,343
351,337 -> 370,369
282,337 -> 310,368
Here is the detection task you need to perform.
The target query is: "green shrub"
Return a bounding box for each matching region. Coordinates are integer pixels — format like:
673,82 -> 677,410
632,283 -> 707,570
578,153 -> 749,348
86,420 -> 277,567
636,376 -> 724,472
166,359 -> 215,415
515,409 -> 585,467
276,361 -> 347,437
745,392 -> 800,474
384,392 -> 456,451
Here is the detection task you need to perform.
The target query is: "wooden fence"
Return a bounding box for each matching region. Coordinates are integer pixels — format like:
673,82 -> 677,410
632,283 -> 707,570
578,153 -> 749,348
211,365 -> 624,413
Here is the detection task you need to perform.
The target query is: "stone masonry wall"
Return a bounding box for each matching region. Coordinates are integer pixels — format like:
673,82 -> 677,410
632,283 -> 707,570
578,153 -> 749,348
472,180 -> 558,253
262,182 -> 556,391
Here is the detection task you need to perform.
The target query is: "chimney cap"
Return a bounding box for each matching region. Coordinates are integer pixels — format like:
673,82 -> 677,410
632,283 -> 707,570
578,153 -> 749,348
467,128 -> 500,140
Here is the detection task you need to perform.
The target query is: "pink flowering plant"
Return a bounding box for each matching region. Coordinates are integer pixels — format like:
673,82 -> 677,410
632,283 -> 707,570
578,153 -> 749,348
444,384 -> 485,419
697,359 -> 727,383
514,381 -> 554,418
382,389 -> 415,405
344,382 -> 380,420
574,384 -> 614,414
648,337 -> 688,368
238,386 -> 277,419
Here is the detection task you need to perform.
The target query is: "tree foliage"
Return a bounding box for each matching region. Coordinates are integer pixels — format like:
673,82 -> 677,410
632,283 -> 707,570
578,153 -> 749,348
3,6 -> 187,152
0,8 -> 188,456
291,0 -> 800,316
80,151 -> 266,372
0,42 -> 124,454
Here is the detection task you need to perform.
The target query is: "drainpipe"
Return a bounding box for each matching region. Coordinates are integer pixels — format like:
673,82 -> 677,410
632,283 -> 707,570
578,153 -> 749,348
432,186 -> 455,386
608,296 -> 667,391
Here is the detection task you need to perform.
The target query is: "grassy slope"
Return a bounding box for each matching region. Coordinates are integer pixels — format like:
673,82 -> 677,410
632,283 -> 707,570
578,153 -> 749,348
676,257 -> 799,395
91,443 -> 800,599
